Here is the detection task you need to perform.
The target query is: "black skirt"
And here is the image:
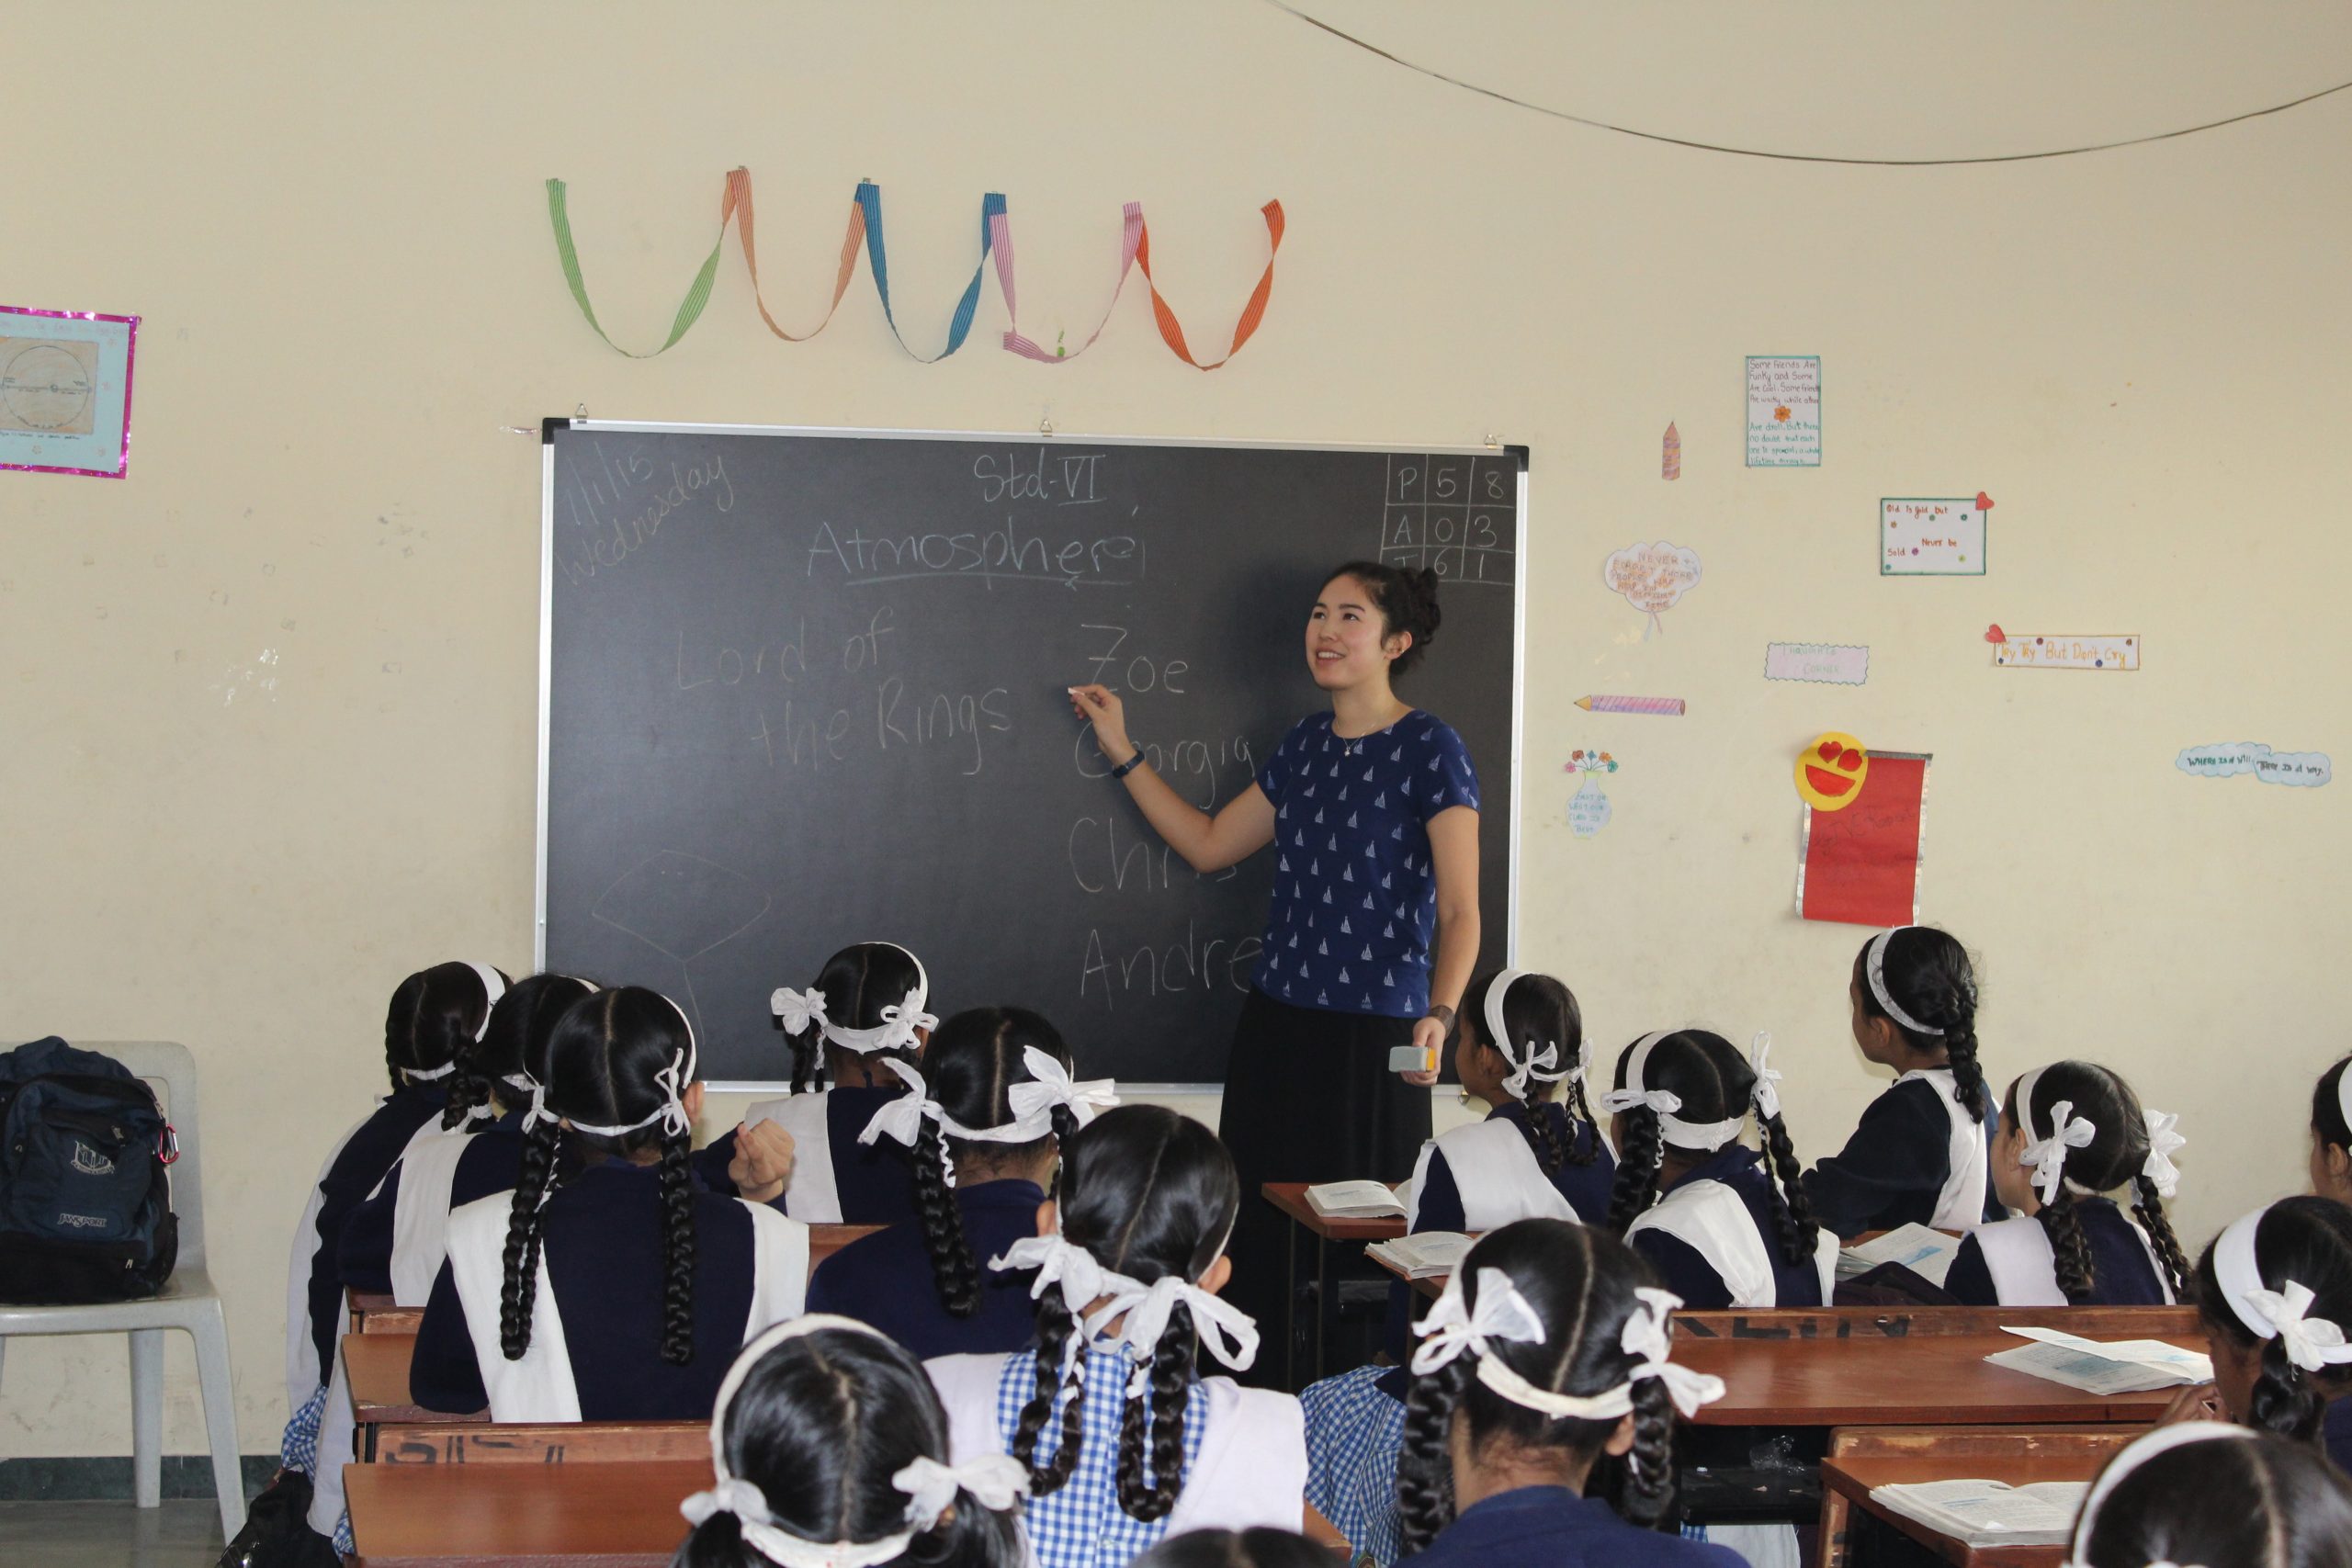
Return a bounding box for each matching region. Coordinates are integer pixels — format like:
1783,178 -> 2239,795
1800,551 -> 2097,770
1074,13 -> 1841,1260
1216,987 -> 1429,1356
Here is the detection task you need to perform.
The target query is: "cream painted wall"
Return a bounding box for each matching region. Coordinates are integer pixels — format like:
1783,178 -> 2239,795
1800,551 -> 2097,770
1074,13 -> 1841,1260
6,1 -> 2349,1459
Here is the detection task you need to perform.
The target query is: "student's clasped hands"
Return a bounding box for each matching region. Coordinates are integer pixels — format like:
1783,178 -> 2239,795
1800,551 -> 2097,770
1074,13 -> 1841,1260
729,1118 -> 797,1205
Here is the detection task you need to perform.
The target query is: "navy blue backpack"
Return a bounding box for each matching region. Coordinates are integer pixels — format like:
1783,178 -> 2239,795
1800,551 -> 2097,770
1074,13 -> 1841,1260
0,1037 -> 179,1303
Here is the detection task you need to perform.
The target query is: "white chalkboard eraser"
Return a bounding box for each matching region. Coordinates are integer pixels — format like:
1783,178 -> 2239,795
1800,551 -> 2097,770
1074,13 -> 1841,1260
1388,1043 -> 1436,1075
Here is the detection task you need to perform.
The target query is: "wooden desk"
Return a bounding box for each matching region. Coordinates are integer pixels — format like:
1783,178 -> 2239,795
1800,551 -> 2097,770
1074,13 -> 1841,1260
346,1457 -> 707,1566
377,1420 -> 705,1466
1261,1182 -> 1408,1390
345,1334 -> 485,1460
351,1292 -> 421,1336
1819,1445 -> 2117,1568
1676,1335 -> 2188,1427
1816,1427 -> 2135,1568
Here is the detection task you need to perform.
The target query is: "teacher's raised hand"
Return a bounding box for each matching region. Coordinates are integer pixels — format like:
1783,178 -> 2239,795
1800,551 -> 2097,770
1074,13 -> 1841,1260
1068,683 -> 1135,767
1069,682 -> 1275,875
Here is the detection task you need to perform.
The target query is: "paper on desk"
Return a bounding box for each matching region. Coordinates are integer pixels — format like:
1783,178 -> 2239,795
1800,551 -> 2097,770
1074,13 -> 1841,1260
1837,1223 -> 1960,1286
1985,1327 -> 2211,1393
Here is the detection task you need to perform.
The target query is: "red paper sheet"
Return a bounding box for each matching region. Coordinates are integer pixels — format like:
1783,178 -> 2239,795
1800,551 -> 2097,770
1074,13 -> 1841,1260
1799,752 -> 1928,927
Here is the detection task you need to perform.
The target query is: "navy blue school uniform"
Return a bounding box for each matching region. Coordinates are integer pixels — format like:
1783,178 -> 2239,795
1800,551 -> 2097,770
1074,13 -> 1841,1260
291,1084 -> 448,1393
2325,1396 -> 2352,1472
805,1178 -> 1045,1359
336,1112 -> 527,1296
1801,1071 -> 1999,1240
1399,1486 -> 1742,1568
411,1156 -> 774,1418
1413,1102 -> 1616,1230
1944,1198 -> 2170,1307
694,1085 -> 919,1225
1625,1145 -> 1829,1312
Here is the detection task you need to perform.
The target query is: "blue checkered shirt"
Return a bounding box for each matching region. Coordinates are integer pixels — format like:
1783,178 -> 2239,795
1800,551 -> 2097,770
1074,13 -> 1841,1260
990,1344 -> 1209,1568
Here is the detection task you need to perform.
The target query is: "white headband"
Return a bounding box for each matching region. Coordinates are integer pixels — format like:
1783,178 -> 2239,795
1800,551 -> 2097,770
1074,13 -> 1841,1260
505,976 -> 600,1126
1481,969 -> 1582,1100
681,1314 -> 1029,1568
2064,1421 -> 2256,1567
2335,1058 -> 2352,1146
2212,1203 -> 2352,1373
990,1228 -> 1259,1395
773,944 -> 939,1057
1865,928 -> 1945,1037
1598,1032 -> 1746,1152
858,1051 -> 1118,1186
560,993 -> 697,1141
2013,1065 -> 2098,1205
403,961 -> 509,1080
1411,1270 -> 1724,1437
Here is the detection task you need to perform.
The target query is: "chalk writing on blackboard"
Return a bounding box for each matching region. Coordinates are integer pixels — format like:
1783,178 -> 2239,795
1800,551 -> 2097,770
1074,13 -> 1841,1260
1379,453 -> 1518,586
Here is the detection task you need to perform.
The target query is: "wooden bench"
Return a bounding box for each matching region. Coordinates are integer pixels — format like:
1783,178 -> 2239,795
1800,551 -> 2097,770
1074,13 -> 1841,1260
1675,1333 -> 2192,1427
1816,1427 -> 2134,1568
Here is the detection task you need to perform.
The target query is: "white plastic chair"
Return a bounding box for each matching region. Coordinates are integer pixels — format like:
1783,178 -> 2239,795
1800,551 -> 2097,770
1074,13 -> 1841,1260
0,1041 -> 246,1539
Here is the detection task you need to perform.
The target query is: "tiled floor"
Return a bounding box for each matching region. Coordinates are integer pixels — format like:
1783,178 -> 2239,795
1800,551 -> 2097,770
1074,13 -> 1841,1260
0,1499 -> 225,1568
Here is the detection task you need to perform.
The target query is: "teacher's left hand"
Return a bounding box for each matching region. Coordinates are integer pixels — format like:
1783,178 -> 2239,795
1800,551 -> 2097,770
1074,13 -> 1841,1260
1399,1013 -> 1446,1086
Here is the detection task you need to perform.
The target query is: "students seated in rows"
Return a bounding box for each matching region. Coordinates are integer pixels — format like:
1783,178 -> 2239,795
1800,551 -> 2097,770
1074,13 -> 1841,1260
1802,927 -> 1995,1238
339,974 -> 596,1304
809,1006 -> 1115,1357
927,1106 -> 1306,1567
1392,1219 -> 1735,1568
674,1314 -> 1026,1568
411,986 -> 808,1420
279,958 -> 505,1550
1602,1028 -> 1832,1310
695,941 -> 937,1224
1944,1061 -> 2188,1307
2068,1423 -> 2352,1568
2185,1195 -> 2352,1472
1300,966 -> 1611,1567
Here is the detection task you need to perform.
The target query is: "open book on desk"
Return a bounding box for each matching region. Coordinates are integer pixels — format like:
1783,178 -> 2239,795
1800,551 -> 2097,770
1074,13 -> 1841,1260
1837,1223 -> 1961,1287
1305,1180 -> 1407,1220
1984,1325 -> 2212,1393
1869,1478 -> 2088,1547
1366,1232 -> 1473,1280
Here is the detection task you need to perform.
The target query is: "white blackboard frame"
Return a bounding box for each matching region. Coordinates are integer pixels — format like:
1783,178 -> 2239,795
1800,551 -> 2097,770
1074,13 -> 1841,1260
535,418 -> 1528,1093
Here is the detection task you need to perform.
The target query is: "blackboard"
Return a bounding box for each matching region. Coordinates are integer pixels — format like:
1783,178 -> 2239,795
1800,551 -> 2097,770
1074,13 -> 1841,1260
537,422 -> 1526,1086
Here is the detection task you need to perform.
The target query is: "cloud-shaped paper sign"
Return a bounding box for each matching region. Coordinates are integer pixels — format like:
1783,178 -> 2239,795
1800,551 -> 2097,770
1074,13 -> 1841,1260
2176,743 -> 2332,788
1602,541 -> 1702,635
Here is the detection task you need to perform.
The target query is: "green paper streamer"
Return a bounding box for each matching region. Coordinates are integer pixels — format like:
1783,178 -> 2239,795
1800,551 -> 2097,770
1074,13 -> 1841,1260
545,177 -> 729,357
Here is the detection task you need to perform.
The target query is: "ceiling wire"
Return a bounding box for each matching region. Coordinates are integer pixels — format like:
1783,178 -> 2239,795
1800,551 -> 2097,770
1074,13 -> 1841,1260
1263,0 -> 2352,166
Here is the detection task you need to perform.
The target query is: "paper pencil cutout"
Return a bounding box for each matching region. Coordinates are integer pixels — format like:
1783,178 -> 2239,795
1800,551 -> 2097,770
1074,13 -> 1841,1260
1662,422 -> 1680,480
1575,694 -> 1685,716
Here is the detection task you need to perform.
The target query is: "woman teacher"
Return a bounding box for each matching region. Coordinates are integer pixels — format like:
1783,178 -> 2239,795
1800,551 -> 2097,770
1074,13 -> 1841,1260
1069,559 -> 1481,1342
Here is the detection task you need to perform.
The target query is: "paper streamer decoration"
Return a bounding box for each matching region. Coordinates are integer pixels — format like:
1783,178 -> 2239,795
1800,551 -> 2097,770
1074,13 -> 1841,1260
1799,750 -> 1930,927
1575,694 -> 1684,716
1662,422 -> 1680,479
1992,634 -> 2138,671
546,172 -> 1283,369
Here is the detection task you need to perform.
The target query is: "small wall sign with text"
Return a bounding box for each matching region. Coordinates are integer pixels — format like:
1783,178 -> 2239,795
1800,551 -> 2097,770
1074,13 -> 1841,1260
1994,634 -> 2138,671
1882,494 -> 1989,576
1765,643 -> 1870,685
2176,744 -> 2331,788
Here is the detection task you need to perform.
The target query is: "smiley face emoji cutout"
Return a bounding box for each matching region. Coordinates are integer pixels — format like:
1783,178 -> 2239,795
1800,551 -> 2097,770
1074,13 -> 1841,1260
1796,732 -> 1870,810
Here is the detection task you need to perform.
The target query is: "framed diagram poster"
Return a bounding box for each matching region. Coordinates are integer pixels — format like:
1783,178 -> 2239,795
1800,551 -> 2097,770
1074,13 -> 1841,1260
0,305 -> 139,479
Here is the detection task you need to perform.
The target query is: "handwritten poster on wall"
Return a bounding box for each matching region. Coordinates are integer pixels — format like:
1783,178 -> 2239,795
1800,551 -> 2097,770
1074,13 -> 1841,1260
1746,355 -> 1821,467
1993,634 -> 2138,671
1798,750 -> 1930,927
1765,643 -> 1870,685
1882,498 -> 1986,576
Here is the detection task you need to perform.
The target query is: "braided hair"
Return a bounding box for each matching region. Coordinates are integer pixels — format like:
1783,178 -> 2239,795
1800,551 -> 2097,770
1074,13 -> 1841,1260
1602,1031 -> 1819,1270
2003,1063 -> 2188,1303
910,1008 -> 1079,1317
1852,928 -> 1986,1122
383,961 -> 499,1095
782,942 -> 929,1094
674,1322 -> 1024,1568
1009,1106 -> 1238,1522
501,986 -> 700,1367
2189,1196 -> 2352,1443
2077,1428 -> 2352,1568
1396,1220 -> 1681,1554
443,974 -> 590,1131
1461,970 -> 1596,1173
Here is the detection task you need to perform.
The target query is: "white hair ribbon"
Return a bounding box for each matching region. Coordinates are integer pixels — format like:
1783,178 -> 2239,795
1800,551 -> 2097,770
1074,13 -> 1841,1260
501,1072 -> 537,1094
562,994 -> 696,1141
857,1057 -> 942,1153
1864,928 -> 1945,1037
1001,1048 -> 1119,1135
463,962 -> 508,1043
771,987 -> 829,1035
2211,1203 -> 2352,1371
1416,1276 -> 1724,1441
1408,1266 -> 1546,1375
2337,1060 -> 2352,1147
2064,1421 -> 2256,1567
405,1061 -> 458,1081
989,1229 -> 1256,1393
682,1314 -> 1026,1568
2141,1109 -> 2186,1199
804,943 -> 939,1056
1747,1032 -> 1782,1122
2014,1065 -> 2098,1205
1599,1032 -> 1746,1152
1481,969 -> 1576,1101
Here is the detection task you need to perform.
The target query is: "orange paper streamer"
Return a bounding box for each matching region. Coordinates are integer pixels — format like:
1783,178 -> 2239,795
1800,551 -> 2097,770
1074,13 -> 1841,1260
1135,201 -> 1286,370
724,168 -> 867,342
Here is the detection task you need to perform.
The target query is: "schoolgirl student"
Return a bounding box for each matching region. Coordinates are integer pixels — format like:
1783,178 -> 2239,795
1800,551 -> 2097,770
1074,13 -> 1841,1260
1299,967 -> 1614,1568
1801,926 -> 1995,1239
925,1106 -> 1307,1568
808,1006 -> 1117,1357
2067,1423 -> 2352,1568
2184,1196 -> 2352,1472
280,968 -> 510,1476
1128,1530 -> 1335,1568
409,985 -> 809,1421
1391,1218 -> 1735,1567
2309,1055 -> 2352,1205
1601,1030 -> 1834,1311
673,1314 -> 1027,1568
1942,1062 -> 2189,1308
339,974 -> 599,1304
695,941 -> 940,1224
